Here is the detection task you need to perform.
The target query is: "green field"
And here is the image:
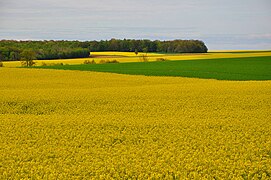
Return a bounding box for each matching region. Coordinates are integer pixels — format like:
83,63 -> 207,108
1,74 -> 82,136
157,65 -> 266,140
34,56 -> 271,81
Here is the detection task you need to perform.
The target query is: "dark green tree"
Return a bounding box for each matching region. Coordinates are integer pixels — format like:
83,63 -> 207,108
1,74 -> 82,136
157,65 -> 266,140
20,49 -> 36,66
135,49 -> 138,55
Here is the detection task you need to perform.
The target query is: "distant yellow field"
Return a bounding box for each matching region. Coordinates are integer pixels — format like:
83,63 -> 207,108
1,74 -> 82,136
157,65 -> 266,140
0,68 -> 270,178
92,51 -> 163,57
2,51 -> 271,67
208,50 -> 271,52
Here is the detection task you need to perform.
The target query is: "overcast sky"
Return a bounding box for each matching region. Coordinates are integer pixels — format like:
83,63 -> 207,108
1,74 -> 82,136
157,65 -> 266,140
0,0 -> 271,50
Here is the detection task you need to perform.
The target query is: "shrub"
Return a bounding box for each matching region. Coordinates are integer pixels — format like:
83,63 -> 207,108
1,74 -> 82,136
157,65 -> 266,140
99,60 -> 119,64
99,60 -> 106,64
139,54 -> 148,62
53,63 -> 64,66
84,60 -> 96,64
0,61 -> 3,67
156,58 -> 167,62
41,62 -> 64,66
41,62 -> 47,66
110,59 -> 119,63
21,60 -> 36,67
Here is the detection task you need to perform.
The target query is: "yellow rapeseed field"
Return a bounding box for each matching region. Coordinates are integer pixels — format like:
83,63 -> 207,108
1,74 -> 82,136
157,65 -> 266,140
0,68 -> 271,179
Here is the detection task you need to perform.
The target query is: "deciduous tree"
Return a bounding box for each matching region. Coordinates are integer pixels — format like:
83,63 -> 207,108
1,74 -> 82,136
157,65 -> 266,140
20,49 -> 36,67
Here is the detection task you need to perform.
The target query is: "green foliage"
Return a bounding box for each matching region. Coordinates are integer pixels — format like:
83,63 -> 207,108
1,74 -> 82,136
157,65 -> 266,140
35,56 -> 271,81
142,47 -> 148,53
0,39 -> 207,62
135,49 -> 138,55
88,39 -> 208,53
20,50 -> 36,67
0,40 -> 90,61
0,46 -> 20,61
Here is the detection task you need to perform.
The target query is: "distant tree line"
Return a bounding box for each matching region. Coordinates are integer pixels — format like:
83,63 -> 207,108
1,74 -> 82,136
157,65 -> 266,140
0,39 -> 208,61
0,40 -> 90,61
88,39 -> 208,53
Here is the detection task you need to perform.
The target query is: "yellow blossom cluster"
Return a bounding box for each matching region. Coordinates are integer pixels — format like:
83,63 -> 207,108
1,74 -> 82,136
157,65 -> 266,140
0,68 -> 270,179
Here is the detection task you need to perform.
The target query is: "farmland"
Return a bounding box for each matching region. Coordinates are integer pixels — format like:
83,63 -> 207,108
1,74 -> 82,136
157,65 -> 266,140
35,56 -> 271,81
1,64 -> 271,178
2,0 -> 271,178
2,50 -> 271,67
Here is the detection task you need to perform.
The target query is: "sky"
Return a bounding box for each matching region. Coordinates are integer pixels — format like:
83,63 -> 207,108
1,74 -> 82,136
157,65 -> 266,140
0,0 -> 271,50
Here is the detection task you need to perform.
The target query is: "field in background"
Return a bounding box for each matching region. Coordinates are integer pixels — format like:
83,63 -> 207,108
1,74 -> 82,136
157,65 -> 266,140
0,68 -> 270,179
2,50 -> 271,67
35,56 -> 271,81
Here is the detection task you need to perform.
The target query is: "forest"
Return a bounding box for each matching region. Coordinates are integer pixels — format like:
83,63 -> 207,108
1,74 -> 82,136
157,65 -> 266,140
0,39 -> 208,61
